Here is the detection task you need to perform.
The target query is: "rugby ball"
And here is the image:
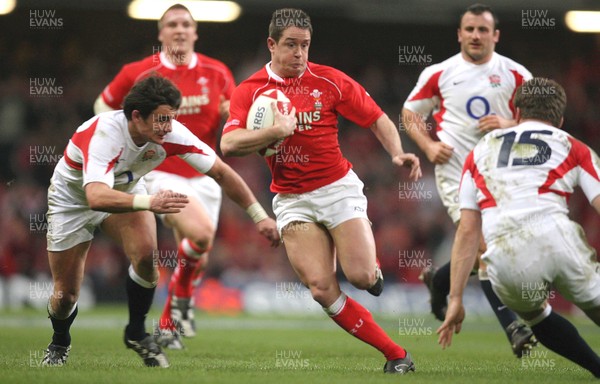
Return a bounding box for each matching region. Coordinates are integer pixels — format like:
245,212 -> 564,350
246,89 -> 292,156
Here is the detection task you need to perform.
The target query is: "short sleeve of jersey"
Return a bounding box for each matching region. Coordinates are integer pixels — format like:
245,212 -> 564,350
572,138 -> 600,204
334,71 -> 383,128
403,66 -> 442,116
458,151 -> 481,211
101,64 -> 136,109
164,121 -> 217,173
82,121 -> 123,189
223,85 -> 254,134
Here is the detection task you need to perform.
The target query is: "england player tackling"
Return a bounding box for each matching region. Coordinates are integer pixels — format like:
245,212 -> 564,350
94,4 -> 237,348
42,76 -> 278,368
438,78 -> 600,378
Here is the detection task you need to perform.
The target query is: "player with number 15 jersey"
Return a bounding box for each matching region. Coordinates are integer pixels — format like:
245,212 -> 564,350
438,77 -> 600,378
461,122 -> 600,245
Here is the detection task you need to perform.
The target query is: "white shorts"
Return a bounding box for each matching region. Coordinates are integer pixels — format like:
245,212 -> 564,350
46,178 -> 147,252
483,214 -> 600,312
144,171 -> 222,226
434,156 -> 462,224
272,169 -> 369,235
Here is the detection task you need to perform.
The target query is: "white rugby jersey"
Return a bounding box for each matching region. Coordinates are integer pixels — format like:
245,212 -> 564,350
52,110 -> 216,205
459,121 -> 600,242
404,52 -> 532,161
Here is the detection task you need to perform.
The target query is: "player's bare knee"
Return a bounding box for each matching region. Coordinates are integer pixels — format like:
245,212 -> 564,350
307,280 -> 335,305
131,249 -> 158,276
52,291 -> 78,318
346,269 -> 374,290
186,232 -> 214,252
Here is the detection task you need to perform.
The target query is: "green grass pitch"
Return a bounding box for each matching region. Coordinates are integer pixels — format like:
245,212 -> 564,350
1,306 -> 598,383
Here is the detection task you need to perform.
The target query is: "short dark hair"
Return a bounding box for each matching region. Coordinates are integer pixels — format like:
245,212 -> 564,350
268,8 -> 313,43
459,3 -> 499,30
123,76 -> 181,121
158,3 -> 197,30
514,78 -> 566,127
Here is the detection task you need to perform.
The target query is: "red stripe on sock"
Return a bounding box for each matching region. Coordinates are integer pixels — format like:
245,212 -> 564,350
173,240 -> 205,298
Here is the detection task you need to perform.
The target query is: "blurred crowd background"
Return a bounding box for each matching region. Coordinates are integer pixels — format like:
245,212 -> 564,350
0,4 -> 599,309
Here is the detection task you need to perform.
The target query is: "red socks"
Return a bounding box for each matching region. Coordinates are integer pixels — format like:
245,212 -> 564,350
159,239 -> 206,330
328,293 -> 406,361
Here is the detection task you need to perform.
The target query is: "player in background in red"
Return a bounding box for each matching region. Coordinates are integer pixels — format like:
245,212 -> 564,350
402,3 -> 537,357
221,8 -> 421,374
94,4 -> 235,348
438,78 -> 600,378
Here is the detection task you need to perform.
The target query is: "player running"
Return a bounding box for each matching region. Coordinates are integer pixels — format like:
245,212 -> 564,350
438,78 -> 600,378
43,76 -> 278,367
94,4 -> 236,348
220,8 -> 421,374
402,3 -> 536,357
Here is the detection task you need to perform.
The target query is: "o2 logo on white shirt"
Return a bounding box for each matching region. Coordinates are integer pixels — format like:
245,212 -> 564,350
466,96 -> 491,119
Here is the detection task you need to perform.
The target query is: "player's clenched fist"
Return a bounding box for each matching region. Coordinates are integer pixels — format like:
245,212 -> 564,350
256,217 -> 281,247
273,103 -> 297,138
150,190 -> 189,214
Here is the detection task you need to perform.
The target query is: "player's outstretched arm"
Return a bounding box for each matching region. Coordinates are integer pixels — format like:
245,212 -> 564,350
204,158 -> 280,246
436,209 -> 482,348
221,104 -> 297,157
85,182 -> 188,214
402,108 -> 453,164
370,113 -> 422,181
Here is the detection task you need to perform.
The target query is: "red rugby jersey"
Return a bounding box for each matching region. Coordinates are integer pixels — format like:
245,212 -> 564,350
101,52 -> 235,177
224,62 -> 383,194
